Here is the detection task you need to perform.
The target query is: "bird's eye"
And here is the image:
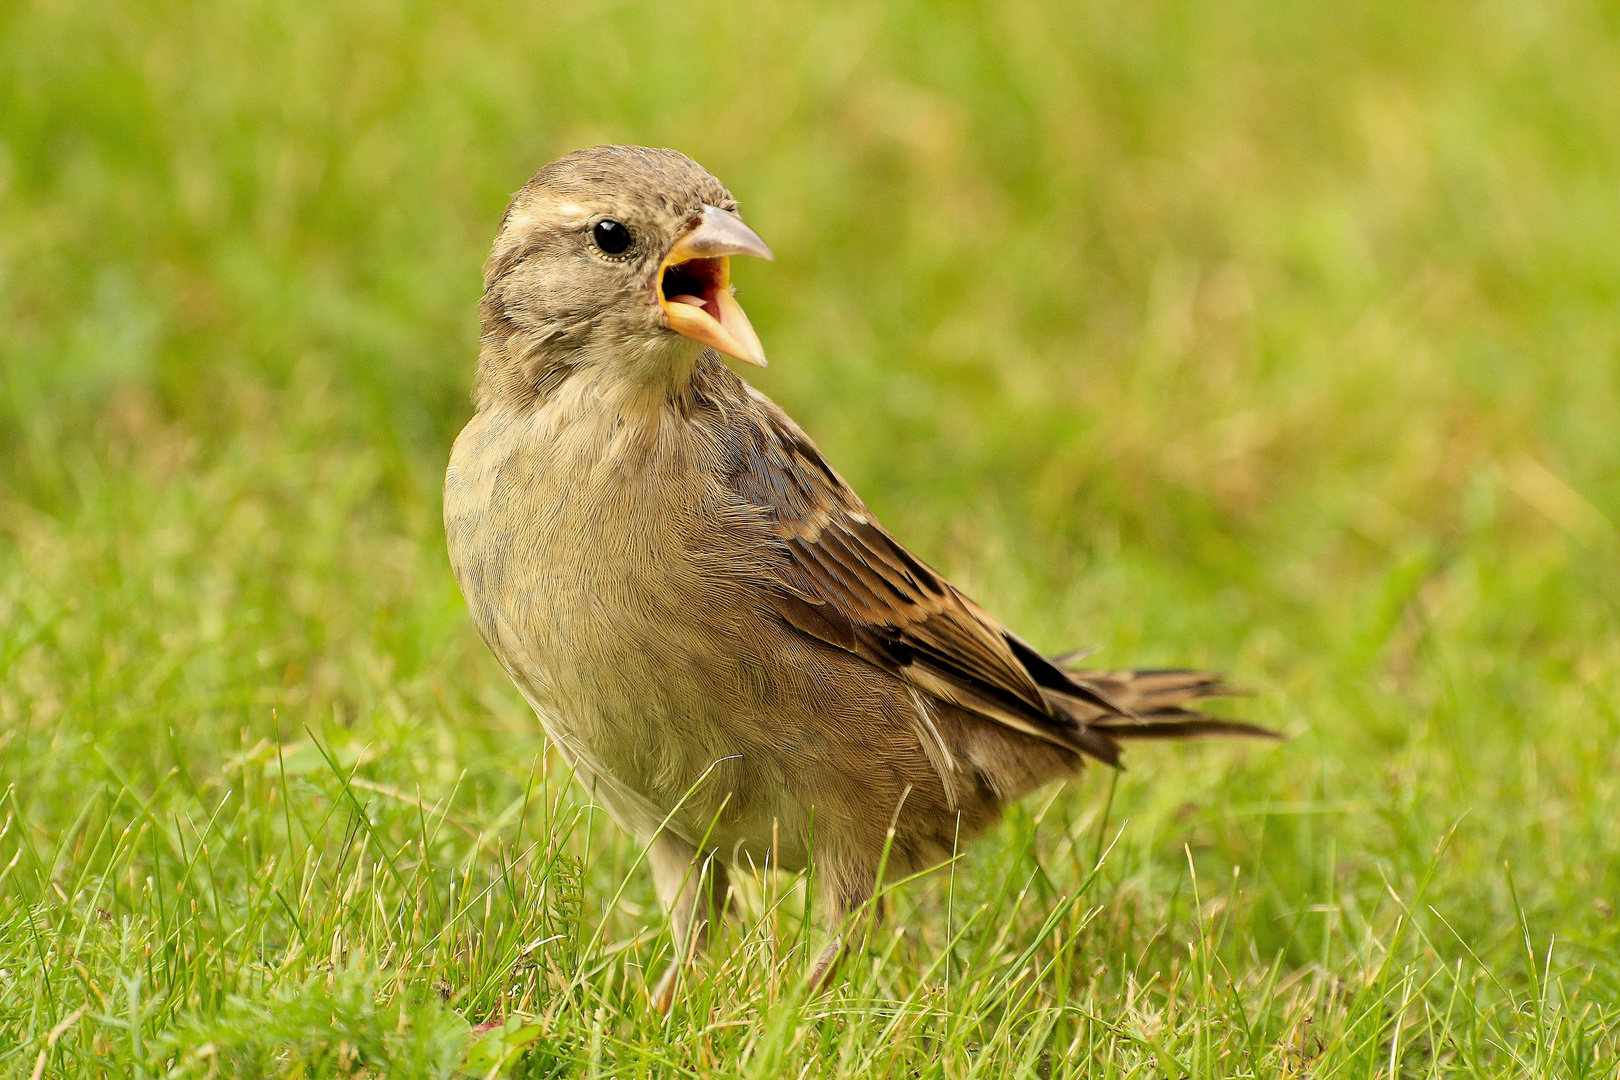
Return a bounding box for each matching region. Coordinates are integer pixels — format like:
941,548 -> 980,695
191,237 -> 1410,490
592,219 -> 632,255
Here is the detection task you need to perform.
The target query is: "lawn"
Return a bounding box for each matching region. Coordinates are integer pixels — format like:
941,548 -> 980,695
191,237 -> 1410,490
3,0 -> 1619,1075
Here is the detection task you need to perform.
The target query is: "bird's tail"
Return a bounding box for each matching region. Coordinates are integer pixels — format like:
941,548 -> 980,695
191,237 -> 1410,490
1042,664 -> 1279,749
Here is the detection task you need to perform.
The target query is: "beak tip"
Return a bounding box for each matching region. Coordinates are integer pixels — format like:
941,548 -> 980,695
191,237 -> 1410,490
726,343 -> 769,368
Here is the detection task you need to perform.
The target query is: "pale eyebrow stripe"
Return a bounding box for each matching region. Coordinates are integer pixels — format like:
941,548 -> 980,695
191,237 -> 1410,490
554,202 -> 591,227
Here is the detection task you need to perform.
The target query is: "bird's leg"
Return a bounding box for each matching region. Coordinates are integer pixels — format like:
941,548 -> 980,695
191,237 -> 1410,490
806,876 -> 878,995
647,831 -> 731,1013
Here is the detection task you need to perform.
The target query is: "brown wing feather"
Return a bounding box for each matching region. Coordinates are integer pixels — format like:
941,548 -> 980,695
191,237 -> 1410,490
722,382 -> 1126,761
710,369 -> 1274,762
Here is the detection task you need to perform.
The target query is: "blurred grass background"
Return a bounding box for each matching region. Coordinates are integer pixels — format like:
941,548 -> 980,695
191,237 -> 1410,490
2,0 -> 1619,1075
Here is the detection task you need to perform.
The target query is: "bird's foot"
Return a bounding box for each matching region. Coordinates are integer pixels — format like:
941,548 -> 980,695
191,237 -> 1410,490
650,960 -> 683,1014
806,936 -> 846,996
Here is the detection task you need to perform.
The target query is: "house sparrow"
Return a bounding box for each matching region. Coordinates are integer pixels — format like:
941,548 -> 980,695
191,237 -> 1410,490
444,145 -> 1275,1010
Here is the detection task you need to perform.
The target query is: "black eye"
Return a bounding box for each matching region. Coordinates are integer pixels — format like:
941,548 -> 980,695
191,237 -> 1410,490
592,219 -> 632,255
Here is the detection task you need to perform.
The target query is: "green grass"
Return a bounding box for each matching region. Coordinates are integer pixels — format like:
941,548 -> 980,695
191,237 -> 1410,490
3,0 -> 1620,1074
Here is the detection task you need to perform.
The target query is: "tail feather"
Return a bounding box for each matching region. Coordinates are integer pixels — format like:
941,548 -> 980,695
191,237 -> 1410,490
1091,709 -> 1280,741
1041,665 -> 1278,757
1067,667 -> 1247,709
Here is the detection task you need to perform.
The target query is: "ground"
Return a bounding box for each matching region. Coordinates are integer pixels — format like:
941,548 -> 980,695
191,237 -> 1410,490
2,0 -> 1619,1075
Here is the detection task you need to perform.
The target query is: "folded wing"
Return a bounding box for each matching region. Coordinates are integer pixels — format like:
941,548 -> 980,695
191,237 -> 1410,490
722,382 -> 1274,765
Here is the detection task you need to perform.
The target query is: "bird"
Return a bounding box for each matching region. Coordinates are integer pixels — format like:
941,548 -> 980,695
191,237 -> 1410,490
443,144 -> 1276,1011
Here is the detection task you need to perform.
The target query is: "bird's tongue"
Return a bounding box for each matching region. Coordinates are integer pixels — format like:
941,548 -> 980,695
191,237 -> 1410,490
668,294 -> 707,308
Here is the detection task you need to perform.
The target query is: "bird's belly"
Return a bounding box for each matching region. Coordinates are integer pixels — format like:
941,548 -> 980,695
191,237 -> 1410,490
510,636 -> 817,870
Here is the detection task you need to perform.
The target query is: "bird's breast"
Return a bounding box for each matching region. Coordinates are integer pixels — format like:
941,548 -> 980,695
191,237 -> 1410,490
444,395 -> 789,842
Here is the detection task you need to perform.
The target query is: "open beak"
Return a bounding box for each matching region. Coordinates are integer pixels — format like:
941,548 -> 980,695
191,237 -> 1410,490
658,205 -> 774,367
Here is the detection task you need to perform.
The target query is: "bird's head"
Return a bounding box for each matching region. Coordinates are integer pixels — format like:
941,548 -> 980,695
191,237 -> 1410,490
476,145 -> 773,407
